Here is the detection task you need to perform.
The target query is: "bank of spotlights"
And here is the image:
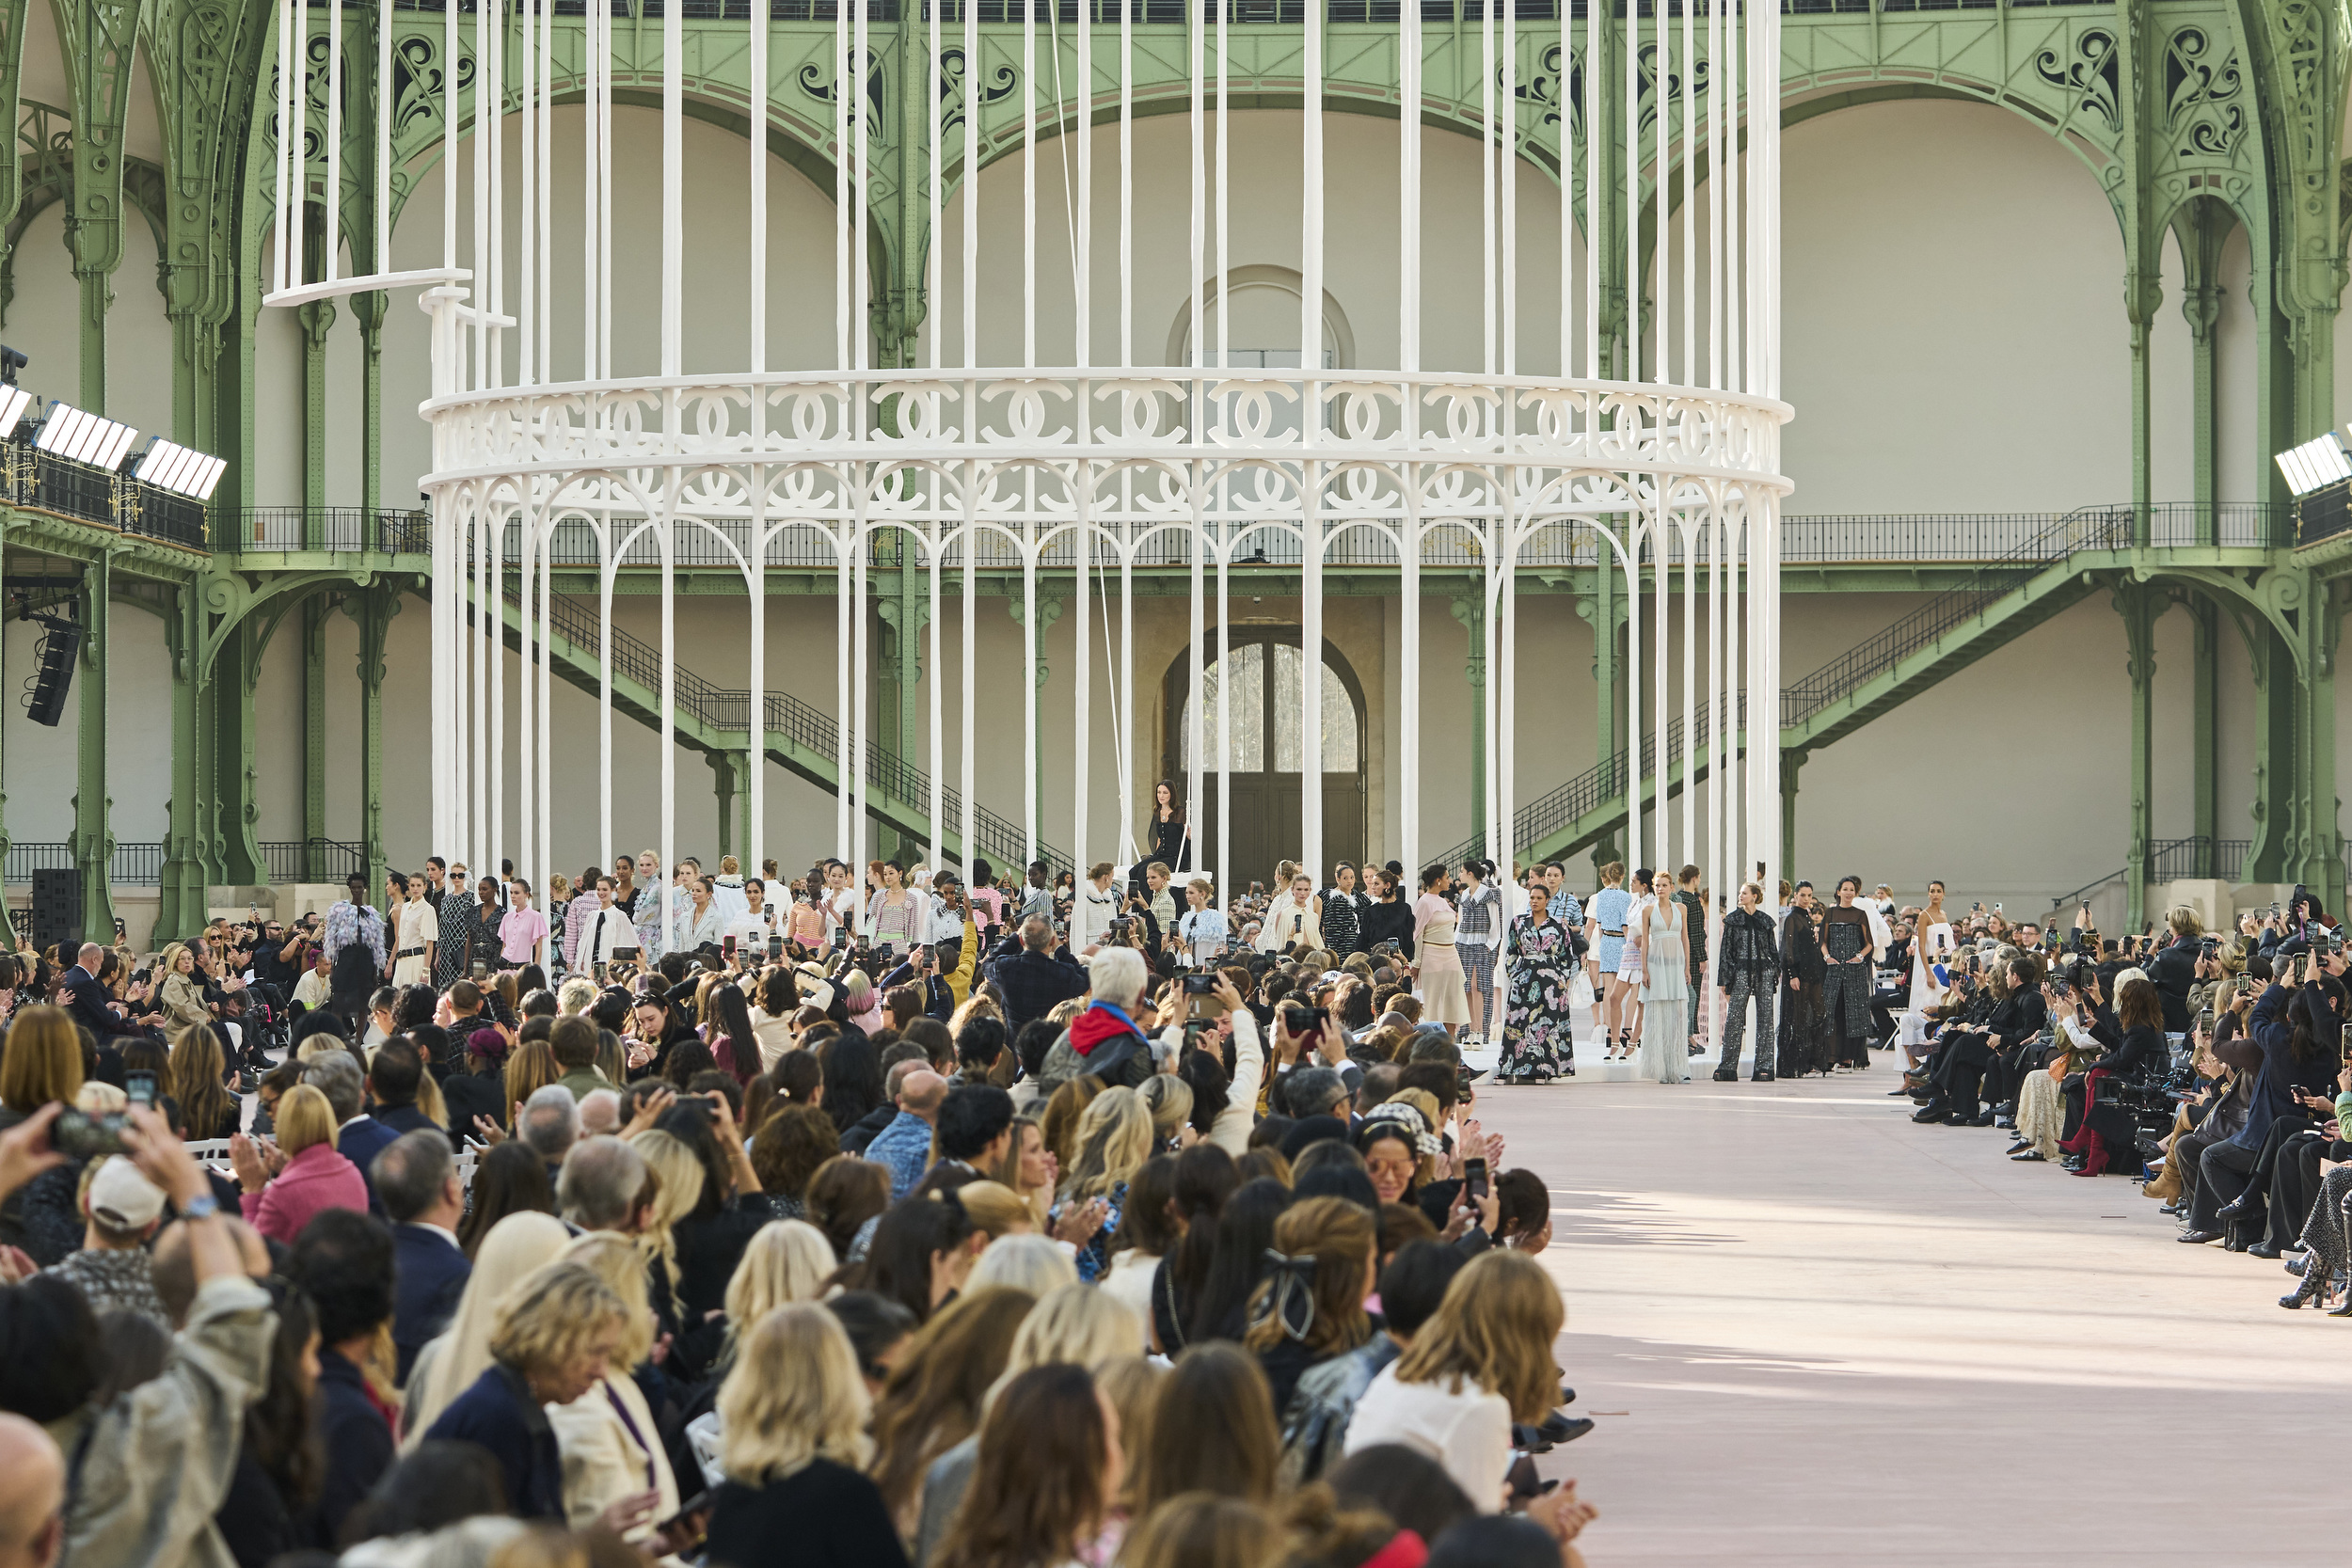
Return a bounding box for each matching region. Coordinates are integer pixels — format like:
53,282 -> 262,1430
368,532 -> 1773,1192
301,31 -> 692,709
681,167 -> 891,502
133,438 -> 227,500
33,404 -> 138,471
2275,431 -> 2352,499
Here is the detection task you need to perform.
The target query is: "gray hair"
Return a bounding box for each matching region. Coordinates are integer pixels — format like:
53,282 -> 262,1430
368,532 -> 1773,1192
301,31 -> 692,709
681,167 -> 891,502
1284,1065 -> 1349,1121
557,1134 -> 647,1232
1087,946 -> 1147,1011
372,1128 -> 455,1224
518,1084 -> 581,1159
577,1088 -> 622,1134
302,1052 -> 365,1123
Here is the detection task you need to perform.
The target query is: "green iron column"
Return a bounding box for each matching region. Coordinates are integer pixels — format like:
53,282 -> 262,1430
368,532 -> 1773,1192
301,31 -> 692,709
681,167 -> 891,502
709,752 -> 746,860
61,0 -> 138,413
302,596 -> 328,878
349,586 -> 399,901
2177,201 -> 2226,546
2115,0 -> 2161,549
2187,594 -> 2217,878
157,581 -> 209,942
299,300 -> 335,546
213,618 -> 267,885
72,552 -> 114,940
1008,594 -> 1063,855
2287,579 -> 2344,913
1450,589 -> 1486,853
356,291 -> 386,516
1574,567 -> 1626,872
2117,584 -> 2155,929
2239,609 -> 2294,885
1779,752 -> 1804,879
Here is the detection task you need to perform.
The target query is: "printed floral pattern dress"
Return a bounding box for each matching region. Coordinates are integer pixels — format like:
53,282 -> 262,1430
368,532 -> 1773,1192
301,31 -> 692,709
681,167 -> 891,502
1500,914 -> 1578,1081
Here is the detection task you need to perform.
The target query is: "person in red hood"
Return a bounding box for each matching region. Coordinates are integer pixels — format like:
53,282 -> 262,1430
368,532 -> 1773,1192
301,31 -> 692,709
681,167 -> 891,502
1040,945 -> 1159,1092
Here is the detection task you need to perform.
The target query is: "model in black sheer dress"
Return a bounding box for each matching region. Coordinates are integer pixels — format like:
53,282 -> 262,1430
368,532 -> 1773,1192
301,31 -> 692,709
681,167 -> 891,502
1148,780 -> 1191,871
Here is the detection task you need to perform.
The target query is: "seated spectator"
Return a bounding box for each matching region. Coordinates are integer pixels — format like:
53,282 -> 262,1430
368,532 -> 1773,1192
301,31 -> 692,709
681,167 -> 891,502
555,1133 -> 648,1235
289,1207 -> 399,1546
213,1275 -> 321,1567
42,1156 -> 167,1326
0,1103 -> 271,1566
543,1232 -> 679,1544
706,1302 -> 910,1568
933,1365 -> 1120,1568
549,1016 -> 607,1103
456,1142 -> 557,1260
404,1212 -> 571,1442
374,1129 -> 471,1383
517,1085 -> 581,1181
367,1037 -> 442,1139
230,1085 -> 369,1245
748,1105 -> 839,1221
864,1069 -> 949,1203
421,1260 -> 631,1521
439,1028 -> 512,1137
305,1052 -> 397,1198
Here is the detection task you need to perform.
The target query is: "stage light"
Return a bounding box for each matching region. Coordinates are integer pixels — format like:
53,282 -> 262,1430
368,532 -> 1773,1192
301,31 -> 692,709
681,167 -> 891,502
2275,431 -> 2352,499
0,386 -> 30,438
34,404 -> 138,470
133,438 -> 227,500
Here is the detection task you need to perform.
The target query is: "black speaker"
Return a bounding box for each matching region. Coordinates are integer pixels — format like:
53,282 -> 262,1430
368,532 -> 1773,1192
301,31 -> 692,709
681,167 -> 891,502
23,615 -> 79,728
30,868 -> 79,951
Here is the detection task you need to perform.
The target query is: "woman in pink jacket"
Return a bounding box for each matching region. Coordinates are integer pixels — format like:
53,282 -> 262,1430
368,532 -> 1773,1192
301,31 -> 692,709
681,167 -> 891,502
230,1083 -> 371,1243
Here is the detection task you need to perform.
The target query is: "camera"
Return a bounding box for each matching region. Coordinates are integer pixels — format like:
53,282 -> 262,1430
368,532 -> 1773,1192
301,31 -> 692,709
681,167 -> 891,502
56,1069 -> 156,1159
1182,974 -> 1218,994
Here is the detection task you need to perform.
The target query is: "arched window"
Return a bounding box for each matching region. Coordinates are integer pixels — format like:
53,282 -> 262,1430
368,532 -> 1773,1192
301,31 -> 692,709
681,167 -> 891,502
1180,642 -> 1359,771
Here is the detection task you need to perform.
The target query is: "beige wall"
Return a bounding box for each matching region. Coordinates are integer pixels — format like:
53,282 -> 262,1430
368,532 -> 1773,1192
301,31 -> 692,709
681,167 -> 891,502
2,90 -> 2345,912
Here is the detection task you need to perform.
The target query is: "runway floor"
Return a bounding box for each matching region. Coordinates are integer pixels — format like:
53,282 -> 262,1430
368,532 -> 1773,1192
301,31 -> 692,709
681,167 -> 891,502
1475,1058 -> 2350,1564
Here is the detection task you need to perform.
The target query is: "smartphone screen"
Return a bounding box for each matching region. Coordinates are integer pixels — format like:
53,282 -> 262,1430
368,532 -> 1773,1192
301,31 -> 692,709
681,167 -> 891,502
1464,1157 -> 1489,1200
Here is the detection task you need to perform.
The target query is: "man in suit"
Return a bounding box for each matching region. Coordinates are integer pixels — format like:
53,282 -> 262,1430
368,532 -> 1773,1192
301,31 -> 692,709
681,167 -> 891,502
57,943 -> 143,1041
371,1130 -> 471,1384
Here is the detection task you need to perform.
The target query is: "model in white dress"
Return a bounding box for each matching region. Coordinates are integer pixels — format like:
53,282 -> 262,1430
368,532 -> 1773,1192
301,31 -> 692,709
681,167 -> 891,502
1632,881 -> 1689,1085
1898,889 -> 1956,1061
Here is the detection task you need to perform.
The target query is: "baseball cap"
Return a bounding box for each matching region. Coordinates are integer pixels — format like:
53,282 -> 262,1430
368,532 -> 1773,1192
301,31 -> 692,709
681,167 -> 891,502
87,1156 -> 166,1231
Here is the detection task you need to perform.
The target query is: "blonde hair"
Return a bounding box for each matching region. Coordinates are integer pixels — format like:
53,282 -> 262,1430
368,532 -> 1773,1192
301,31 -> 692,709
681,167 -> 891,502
992,1282 -> 1137,1396
627,1129 -> 705,1293
0,1005 -> 81,1114
557,1230 -> 657,1369
965,1233 -> 1079,1297
1057,1085 -> 1152,1201
486,1260 -> 628,1376
1136,1076 -> 1194,1143
953,1180 -> 1036,1241
275,1084 -> 339,1155
556,976 -> 597,1015
718,1304 -> 873,1485
73,1081 -> 126,1114
1391,1249 -> 1565,1422
403,1212 -> 570,1446
723,1220 -> 838,1338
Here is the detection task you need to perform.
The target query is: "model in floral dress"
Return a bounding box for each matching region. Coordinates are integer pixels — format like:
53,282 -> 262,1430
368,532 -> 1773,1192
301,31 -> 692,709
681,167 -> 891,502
1500,890 -> 1579,1083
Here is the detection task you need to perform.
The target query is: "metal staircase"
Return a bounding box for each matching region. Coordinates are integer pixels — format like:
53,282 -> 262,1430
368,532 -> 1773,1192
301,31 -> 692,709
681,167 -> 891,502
1438,505 -> 2149,868
486,588 -> 1069,875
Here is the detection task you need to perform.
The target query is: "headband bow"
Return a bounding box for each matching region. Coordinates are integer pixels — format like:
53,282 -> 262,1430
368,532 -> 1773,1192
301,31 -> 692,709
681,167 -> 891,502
1359,1101 -> 1444,1160
1251,1248 -> 1321,1342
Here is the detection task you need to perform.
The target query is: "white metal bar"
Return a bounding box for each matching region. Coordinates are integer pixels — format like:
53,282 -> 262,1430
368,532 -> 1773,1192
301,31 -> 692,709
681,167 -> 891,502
325,0 -> 342,283
664,0 -> 683,375
1301,0 -> 1323,879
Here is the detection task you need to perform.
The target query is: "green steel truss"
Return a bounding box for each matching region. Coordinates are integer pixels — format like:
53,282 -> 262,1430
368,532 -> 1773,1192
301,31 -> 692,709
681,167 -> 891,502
0,0 -> 2344,940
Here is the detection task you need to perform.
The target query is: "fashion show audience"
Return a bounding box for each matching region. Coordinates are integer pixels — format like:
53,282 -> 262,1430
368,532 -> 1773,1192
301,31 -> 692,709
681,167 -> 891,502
0,845 -> 1597,1568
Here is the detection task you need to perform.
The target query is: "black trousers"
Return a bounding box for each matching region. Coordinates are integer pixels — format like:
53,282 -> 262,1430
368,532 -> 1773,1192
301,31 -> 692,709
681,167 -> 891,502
2267,1134 -> 2352,1250
1929,1031 -> 2000,1114
2186,1136 -> 2265,1231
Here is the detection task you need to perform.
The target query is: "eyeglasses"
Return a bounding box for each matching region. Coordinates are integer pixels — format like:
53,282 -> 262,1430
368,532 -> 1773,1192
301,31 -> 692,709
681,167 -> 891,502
1365,1157 -> 1416,1179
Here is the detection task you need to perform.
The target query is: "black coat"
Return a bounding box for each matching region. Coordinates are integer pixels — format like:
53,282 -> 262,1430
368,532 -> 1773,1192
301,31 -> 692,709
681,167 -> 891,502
707,1460 -> 911,1568
421,1362 -> 567,1521
437,1068 -> 508,1135
310,1349 -> 394,1546
391,1223 -> 472,1386
58,965 -> 142,1038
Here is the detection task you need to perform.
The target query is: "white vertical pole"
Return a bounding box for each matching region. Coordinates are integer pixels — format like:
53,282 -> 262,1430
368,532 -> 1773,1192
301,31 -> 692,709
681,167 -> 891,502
325,0 -> 342,282
856,0 -> 871,375
1023,0 -> 1037,369
1652,0 -> 1666,387
1399,0 -> 1419,879
1023,552 -> 1039,869
1557,0 -> 1570,378
274,0 -> 291,293
836,528 -> 850,862
1075,512 -> 1091,873
1120,0 -> 1133,368
518,0 -> 533,381
598,545 -> 613,869
1301,0 -> 1323,879
1078,0 -> 1092,371
1478,0 -> 1492,377
470,0 -> 488,389
580,0 -> 596,375
1500,0 -> 1513,379
1625,529 -> 1641,877
660,507 -> 675,952
1707,0 -> 1722,391
1682,512 -> 1695,891
1582,0 -> 1597,381
752,0 -> 769,374
835,0 -> 850,373
926,0 -> 939,372
1216,529 -> 1230,913
1681,0 -> 1694,388
1623,0 -> 1637,383
518,502 -> 534,892
930,529 -> 944,868
961,488 -> 977,881
538,0 -> 552,385
962,0 -> 977,371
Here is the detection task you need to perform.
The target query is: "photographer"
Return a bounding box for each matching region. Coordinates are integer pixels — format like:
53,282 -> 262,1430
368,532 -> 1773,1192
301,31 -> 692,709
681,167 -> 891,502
2143,906 -> 2203,1044
2176,951 -> 2343,1245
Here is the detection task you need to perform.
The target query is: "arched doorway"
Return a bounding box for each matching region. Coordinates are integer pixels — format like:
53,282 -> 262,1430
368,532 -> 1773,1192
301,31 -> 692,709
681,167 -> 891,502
1162,631 -> 1367,888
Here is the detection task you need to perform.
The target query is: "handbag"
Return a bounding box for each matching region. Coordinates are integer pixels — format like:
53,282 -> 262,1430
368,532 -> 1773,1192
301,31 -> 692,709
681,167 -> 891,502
1567,969 -> 1595,1009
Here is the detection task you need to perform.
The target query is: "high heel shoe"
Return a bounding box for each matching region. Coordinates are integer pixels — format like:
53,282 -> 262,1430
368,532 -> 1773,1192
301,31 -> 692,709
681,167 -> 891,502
2280,1267 -> 2328,1309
